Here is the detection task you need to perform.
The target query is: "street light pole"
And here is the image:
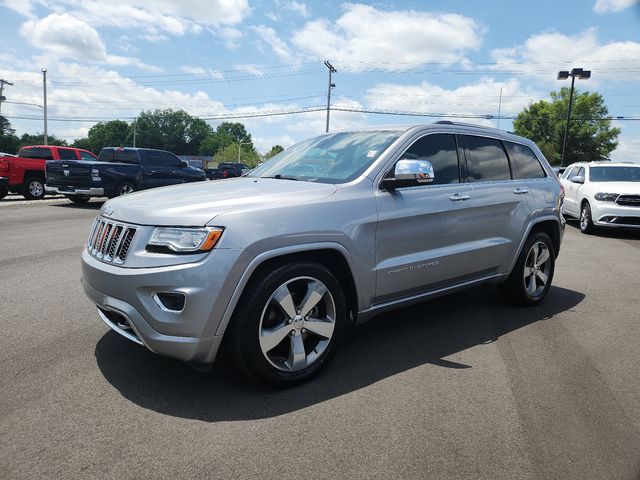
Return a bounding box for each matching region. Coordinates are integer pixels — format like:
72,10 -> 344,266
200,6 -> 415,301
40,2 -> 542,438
237,141 -> 250,162
42,68 -> 48,146
558,67 -> 591,167
324,60 -> 336,133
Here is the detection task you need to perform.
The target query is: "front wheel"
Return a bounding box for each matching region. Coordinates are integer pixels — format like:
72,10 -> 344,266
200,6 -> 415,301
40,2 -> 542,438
226,261 -> 347,386
115,181 -> 136,196
500,232 -> 556,306
580,202 -> 595,234
22,177 -> 46,200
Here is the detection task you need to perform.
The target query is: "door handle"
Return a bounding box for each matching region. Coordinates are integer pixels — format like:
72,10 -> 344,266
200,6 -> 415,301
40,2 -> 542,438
513,187 -> 529,194
449,193 -> 470,201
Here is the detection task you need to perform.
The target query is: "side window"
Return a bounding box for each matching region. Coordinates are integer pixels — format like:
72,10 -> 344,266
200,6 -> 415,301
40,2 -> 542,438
504,142 -> 546,179
114,150 -> 139,164
19,147 -> 54,160
80,151 -> 96,161
399,133 -> 459,185
463,135 -> 511,182
58,148 -> 77,160
561,167 -> 575,179
577,167 -> 585,179
144,151 -> 180,167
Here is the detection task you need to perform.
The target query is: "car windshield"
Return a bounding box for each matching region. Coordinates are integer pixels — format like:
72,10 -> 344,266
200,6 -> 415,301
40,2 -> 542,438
248,130 -> 401,184
590,166 -> 640,182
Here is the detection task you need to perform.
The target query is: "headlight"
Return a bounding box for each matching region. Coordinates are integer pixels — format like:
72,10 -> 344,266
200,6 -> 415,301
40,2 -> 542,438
147,227 -> 223,253
594,192 -> 618,202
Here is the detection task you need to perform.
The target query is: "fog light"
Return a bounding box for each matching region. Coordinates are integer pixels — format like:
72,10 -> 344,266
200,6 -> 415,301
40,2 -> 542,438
153,292 -> 186,312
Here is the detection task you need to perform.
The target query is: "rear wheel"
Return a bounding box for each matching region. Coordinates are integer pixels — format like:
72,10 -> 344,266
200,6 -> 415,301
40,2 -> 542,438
500,232 -> 555,306
579,202 -> 595,234
65,195 -> 90,204
115,181 -> 136,196
22,177 -> 45,200
226,261 -> 347,386
0,186 -> 8,200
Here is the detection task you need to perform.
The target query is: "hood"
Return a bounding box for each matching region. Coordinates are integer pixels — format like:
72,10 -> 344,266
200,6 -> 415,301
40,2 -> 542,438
101,177 -> 338,226
589,181 -> 640,194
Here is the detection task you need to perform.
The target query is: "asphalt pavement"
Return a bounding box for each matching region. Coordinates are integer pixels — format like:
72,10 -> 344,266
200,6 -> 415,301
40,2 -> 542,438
1,198 -> 639,479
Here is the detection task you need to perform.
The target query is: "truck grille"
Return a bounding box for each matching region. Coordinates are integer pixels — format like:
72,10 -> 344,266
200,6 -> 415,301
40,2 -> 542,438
87,218 -> 137,264
616,195 -> 640,207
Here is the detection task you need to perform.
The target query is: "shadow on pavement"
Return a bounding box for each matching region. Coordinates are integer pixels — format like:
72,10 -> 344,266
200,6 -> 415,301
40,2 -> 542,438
50,200 -> 104,209
565,218 -> 640,240
95,285 -> 584,422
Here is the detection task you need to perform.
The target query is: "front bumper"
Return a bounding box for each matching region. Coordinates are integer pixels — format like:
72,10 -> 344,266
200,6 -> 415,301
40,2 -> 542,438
592,202 -> 640,229
81,246 -> 244,364
46,184 -> 104,196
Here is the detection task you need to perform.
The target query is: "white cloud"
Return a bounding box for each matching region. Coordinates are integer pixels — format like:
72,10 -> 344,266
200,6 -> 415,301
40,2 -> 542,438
490,28 -> 640,82
181,66 -> 224,79
292,4 -> 482,68
251,25 -> 293,62
364,78 -> 543,120
233,64 -> 264,76
2,0 -> 40,17
253,134 -> 297,153
281,0 -> 310,17
594,0 -> 638,13
19,13 -> 160,70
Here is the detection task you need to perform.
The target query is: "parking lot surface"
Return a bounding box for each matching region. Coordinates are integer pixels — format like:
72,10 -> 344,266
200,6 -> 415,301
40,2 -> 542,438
1,199 -> 639,479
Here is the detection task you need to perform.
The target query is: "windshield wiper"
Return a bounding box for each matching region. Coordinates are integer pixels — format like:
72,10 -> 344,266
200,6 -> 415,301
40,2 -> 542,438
261,174 -> 300,181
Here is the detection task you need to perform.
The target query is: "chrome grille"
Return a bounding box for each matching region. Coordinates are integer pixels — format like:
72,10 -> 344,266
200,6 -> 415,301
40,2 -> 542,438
87,218 -> 137,265
616,195 -> 640,207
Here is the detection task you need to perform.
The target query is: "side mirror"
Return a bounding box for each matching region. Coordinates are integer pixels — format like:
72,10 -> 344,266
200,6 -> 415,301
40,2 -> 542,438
380,159 -> 435,191
571,175 -> 584,184
180,161 -> 188,168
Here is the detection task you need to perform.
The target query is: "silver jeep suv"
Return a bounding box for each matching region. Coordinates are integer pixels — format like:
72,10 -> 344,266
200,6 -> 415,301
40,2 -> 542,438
82,122 -> 564,385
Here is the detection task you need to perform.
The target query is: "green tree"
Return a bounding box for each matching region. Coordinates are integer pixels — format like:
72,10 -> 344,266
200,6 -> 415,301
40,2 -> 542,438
71,137 -> 92,151
0,116 -> 20,153
134,109 -> 213,155
264,145 -> 284,159
17,133 -> 67,148
513,88 -> 620,165
83,120 -> 132,154
199,122 -> 254,156
214,142 -> 261,167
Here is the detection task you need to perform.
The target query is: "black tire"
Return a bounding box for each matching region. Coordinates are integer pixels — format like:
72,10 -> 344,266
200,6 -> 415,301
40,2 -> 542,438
0,187 -> 8,200
499,231 -> 556,306
22,176 -> 46,200
225,261 -> 347,387
115,181 -> 136,197
579,201 -> 595,234
65,195 -> 90,204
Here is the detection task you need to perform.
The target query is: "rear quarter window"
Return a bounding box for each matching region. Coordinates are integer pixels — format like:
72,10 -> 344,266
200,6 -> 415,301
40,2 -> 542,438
18,147 -> 54,160
504,141 -> 546,179
58,148 -> 77,160
463,135 -> 511,182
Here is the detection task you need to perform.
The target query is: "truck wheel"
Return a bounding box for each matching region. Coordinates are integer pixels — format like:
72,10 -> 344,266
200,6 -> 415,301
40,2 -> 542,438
0,187 -> 7,200
22,177 -> 46,200
65,195 -> 90,204
499,231 -> 555,306
579,201 -> 595,234
116,181 -> 136,196
226,261 -> 347,387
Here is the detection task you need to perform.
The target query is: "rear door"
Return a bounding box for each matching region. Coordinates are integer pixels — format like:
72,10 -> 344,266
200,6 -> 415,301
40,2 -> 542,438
460,134 -> 536,275
140,150 -> 184,189
374,133 -> 477,302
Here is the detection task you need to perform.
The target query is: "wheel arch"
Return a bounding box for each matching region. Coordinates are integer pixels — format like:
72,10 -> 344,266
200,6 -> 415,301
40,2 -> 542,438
506,216 -> 563,278
215,243 -> 360,337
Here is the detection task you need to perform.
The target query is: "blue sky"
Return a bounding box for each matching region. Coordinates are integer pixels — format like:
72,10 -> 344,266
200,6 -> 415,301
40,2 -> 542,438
1,0 -> 639,161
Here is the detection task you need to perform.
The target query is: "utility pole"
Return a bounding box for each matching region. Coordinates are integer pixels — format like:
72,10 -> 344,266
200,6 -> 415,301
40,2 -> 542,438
42,68 -> 48,145
0,78 -> 14,135
133,118 -> 136,147
496,87 -> 503,129
324,60 -> 336,133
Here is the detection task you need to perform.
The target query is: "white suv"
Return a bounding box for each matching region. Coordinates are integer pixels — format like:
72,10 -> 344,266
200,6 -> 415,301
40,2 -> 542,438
560,162 -> 640,233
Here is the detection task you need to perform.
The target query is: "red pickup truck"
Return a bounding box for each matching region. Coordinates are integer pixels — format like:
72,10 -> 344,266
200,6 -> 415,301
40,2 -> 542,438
0,145 -> 97,200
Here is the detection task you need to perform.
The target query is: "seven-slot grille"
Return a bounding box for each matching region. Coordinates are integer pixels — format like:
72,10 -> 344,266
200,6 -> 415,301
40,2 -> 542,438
87,217 -> 137,264
616,195 -> 640,207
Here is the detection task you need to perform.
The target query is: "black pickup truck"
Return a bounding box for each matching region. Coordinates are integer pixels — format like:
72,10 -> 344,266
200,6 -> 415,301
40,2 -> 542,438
45,147 -> 206,203
204,162 -> 250,180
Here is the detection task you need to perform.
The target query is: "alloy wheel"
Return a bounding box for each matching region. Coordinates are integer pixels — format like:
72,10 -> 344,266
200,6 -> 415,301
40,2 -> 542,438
523,241 -> 552,298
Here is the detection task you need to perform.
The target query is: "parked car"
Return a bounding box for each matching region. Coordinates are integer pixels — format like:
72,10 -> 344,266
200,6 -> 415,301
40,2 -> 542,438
0,152 -> 16,157
45,147 -> 206,204
81,122 -> 564,386
0,145 -> 97,200
559,161 -> 640,233
552,166 -> 566,177
205,162 -> 250,179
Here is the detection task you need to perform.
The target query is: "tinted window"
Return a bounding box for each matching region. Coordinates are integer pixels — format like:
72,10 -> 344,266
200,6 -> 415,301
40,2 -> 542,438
400,134 -> 459,184
504,142 -> 546,179
18,147 -> 54,160
58,148 -> 77,160
80,151 -> 96,161
589,166 -> 640,182
144,150 -> 180,167
463,136 -> 511,182
114,150 -> 139,164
